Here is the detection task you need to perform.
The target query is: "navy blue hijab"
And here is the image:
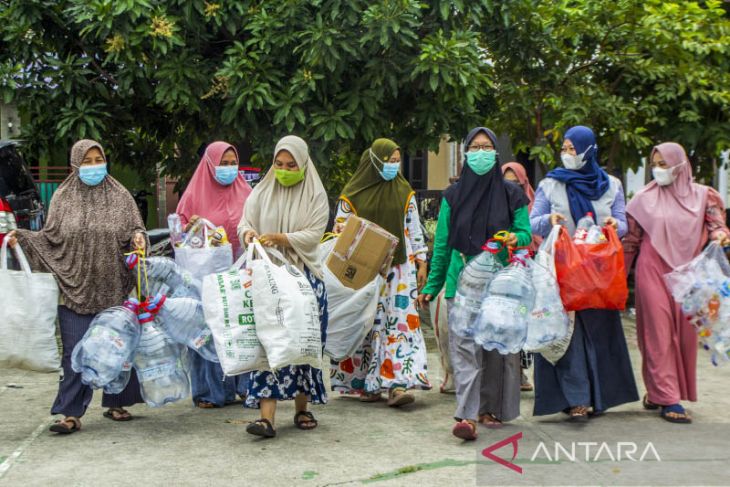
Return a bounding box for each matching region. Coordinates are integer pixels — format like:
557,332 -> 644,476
444,127 -> 528,256
546,125 -> 610,224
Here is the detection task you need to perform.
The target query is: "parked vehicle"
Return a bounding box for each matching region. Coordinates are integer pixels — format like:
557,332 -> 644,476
0,141 -> 45,247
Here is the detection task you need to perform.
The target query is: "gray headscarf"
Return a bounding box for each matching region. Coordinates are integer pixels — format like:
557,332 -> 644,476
16,140 -> 146,314
238,135 -> 329,278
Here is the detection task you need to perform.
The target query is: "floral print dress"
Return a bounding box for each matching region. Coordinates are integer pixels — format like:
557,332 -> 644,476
244,268 -> 328,408
330,195 -> 432,393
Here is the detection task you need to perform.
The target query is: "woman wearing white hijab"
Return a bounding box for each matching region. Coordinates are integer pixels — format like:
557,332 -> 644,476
237,135 -> 330,438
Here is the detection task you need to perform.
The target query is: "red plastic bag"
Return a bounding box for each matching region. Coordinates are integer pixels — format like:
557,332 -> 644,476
554,225 -> 628,311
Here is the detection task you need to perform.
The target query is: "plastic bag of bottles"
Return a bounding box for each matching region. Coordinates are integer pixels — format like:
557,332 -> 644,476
134,319 -> 190,407
450,240 -> 504,338
474,249 -> 534,354
573,212 -> 606,244
148,294 -> 219,363
664,242 -> 730,366
71,301 -> 141,389
525,226 -> 571,352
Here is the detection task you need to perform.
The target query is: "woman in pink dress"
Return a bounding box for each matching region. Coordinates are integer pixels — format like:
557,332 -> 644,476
624,142 -> 729,423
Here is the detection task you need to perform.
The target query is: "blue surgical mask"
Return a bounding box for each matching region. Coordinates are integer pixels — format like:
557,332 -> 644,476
466,149 -> 497,175
78,163 -> 108,186
214,165 -> 239,185
369,149 -> 400,181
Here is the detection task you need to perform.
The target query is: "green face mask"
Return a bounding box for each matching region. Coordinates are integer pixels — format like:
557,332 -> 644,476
275,167 -> 306,187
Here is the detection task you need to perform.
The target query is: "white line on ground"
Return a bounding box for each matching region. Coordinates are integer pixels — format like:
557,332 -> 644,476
0,418 -> 53,479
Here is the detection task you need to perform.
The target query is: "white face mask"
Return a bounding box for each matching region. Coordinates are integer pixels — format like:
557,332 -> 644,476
560,145 -> 593,170
652,162 -> 685,186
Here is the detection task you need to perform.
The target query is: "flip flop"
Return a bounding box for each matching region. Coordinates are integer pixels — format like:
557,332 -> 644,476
246,418 -> 277,438
661,404 -> 692,424
388,389 -> 415,408
643,394 -> 660,411
478,413 -> 504,429
49,417 -> 81,434
294,411 -> 319,430
567,406 -> 589,423
196,401 -> 217,409
359,392 -> 382,403
103,408 -> 133,421
452,421 -> 477,441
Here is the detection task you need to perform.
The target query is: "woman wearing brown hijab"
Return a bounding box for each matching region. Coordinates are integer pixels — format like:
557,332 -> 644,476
7,139 -> 147,434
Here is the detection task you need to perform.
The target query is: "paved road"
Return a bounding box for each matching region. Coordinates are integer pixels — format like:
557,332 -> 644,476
2,318 -> 729,486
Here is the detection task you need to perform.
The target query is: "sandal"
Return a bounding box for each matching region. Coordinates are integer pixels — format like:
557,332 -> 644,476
359,392 -> 382,403
452,420 -> 478,441
567,406 -> 589,423
661,404 -> 692,424
520,372 -> 533,392
246,418 -> 277,438
196,401 -> 217,409
643,394 -> 660,411
49,417 -> 81,434
103,408 -> 133,421
294,411 -> 319,430
478,412 -> 504,429
387,388 -> 415,407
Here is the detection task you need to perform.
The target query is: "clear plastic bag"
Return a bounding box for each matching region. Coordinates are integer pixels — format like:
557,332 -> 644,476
525,226 -> 571,352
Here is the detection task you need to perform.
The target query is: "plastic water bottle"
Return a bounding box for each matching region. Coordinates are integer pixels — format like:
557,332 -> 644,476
167,213 -> 183,247
71,302 -> 141,389
133,320 -> 190,407
156,296 -> 219,363
450,241 -> 503,337
144,257 -> 201,299
525,259 -> 570,351
474,250 -> 534,354
574,212 -> 595,243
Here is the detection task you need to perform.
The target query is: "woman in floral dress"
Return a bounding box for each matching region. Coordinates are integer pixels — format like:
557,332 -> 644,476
330,138 -> 431,407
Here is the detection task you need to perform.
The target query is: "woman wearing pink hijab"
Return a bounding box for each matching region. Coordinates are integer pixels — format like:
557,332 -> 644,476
624,142 -> 730,424
177,141 -> 253,408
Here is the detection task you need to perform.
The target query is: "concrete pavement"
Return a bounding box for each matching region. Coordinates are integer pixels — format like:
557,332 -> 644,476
1,316 -> 729,486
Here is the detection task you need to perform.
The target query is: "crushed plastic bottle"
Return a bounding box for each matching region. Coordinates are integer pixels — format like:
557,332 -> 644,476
133,319 -> 190,407
450,241 -> 503,337
71,301 -> 141,389
474,250 -> 534,354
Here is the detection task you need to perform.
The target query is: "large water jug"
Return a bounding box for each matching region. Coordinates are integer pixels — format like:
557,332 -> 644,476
474,250 -> 534,354
71,302 -> 141,389
133,320 -> 190,407
156,296 -> 218,362
450,241 -> 503,337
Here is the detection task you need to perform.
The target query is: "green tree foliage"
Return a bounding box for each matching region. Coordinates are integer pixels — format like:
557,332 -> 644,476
483,0 -> 730,175
1,0 -> 728,192
0,0 -> 493,194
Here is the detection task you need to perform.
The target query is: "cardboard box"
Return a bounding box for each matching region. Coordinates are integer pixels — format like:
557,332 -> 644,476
326,216 -> 399,290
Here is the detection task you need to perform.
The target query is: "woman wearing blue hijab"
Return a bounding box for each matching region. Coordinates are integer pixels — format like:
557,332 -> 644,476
530,126 -> 639,421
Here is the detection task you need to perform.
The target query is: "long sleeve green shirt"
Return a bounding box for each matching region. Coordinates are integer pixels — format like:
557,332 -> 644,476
421,198 -> 533,299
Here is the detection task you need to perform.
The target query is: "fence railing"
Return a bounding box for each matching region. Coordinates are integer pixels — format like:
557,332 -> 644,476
29,166 -> 70,183
29,166 -> 70,209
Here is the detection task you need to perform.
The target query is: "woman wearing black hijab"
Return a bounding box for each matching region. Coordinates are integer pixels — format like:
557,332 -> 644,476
418,127 -> 531,441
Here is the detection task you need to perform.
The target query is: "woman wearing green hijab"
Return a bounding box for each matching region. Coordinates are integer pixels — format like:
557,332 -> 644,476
330,138 -> 432,407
